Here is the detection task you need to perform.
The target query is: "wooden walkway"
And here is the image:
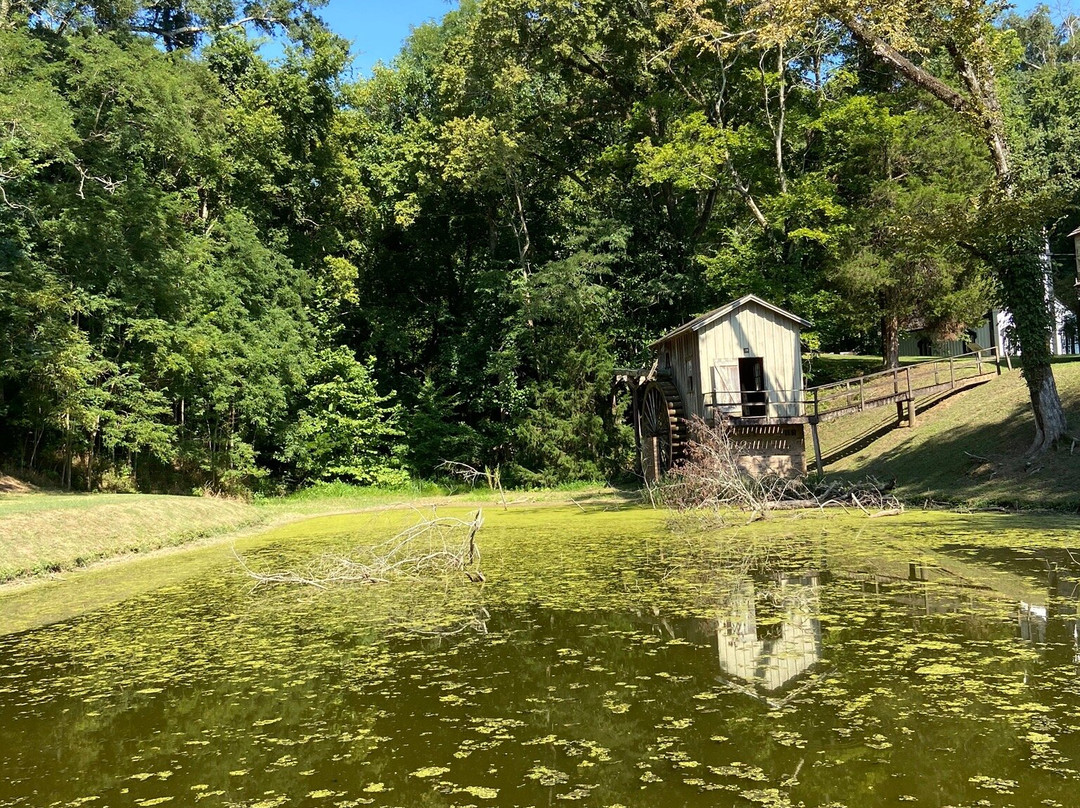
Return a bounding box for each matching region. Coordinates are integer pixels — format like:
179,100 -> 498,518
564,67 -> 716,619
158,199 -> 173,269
723,348 -> 1003,474
804,348 -> 1001,424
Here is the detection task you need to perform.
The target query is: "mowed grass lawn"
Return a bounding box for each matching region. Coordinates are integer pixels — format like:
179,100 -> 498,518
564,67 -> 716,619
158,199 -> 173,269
820,358 -> 1080,509
0,494 -> 264,583
0,480 -> 627,585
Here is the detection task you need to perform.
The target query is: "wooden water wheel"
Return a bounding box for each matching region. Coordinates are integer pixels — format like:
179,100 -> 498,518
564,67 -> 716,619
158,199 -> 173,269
638,379 -> 686,482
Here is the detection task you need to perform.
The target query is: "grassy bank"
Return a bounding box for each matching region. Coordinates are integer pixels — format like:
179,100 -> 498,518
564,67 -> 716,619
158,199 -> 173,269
0,479 -> 625,585
0,494 -> 267,582
820,358 -> 1080,509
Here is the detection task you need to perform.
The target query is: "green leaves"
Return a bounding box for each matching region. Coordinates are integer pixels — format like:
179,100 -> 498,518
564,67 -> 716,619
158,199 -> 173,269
0,29 -> 77,193
280,349 -> 407,486
635,113 -> 740,193
439,115 -> 520,192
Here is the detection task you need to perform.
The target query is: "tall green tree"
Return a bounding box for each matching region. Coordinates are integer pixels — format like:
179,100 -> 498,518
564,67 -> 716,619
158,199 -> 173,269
744,0 -> 1072,449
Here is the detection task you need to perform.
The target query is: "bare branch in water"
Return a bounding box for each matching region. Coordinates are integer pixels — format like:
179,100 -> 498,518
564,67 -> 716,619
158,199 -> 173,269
236,508 -> 485,589
662,418 -> 902,525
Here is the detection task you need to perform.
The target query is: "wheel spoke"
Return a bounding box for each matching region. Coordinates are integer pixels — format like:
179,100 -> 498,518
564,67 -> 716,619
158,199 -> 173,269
638,382 -> 683,479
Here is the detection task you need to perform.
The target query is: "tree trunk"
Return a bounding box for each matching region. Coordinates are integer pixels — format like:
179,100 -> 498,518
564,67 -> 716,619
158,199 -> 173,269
881,314 -> 900,369
1027,363 -> 1068,452
509,173 -> 535,329
842,19 -> 1068,452
769,45 -> 788,194
997,230 -> 1068,452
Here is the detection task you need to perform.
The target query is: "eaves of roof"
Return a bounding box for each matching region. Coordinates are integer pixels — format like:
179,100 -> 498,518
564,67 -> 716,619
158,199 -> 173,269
649,294 -> 812,349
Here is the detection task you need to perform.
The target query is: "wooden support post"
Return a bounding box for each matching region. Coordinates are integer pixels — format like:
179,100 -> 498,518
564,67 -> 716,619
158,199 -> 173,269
859,377 -> 865,412
810,421 -> 823,475
897,401 -> 905,424
949,356 -> 955,387
976,351 -> 983,376
908,399 -> 918,428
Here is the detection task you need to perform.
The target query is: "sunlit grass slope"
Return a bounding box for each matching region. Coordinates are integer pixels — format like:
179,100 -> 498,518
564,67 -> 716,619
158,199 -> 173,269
821,358 -> 1080,509
0,494 -> 264,583
0,480 -> 632,585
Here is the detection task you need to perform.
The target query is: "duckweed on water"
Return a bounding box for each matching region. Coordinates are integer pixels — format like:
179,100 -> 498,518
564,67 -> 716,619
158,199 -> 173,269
2,506 -> 1080,807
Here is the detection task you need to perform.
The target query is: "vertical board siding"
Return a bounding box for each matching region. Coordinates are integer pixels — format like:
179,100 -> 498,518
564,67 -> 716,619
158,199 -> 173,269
696,301 -> 803,418
898,321 -> 995,358
658,331 -> 701,418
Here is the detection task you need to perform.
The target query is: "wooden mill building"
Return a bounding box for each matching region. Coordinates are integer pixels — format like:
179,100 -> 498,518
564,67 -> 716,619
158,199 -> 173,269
620,295 -> 811,481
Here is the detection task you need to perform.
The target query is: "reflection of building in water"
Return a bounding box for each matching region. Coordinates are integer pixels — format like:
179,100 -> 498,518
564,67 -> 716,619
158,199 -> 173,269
1018,601 -> 1048,644
716,574 -> 822,692
1016,566 -> 1080,665
884,551 -> 1080,667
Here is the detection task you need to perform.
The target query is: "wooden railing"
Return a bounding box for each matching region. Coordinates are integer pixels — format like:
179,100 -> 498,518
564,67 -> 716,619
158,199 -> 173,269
705,348 -> 1001,422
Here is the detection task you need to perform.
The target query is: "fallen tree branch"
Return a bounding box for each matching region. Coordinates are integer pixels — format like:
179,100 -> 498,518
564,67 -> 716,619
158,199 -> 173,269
237,508 -> 485,589
662,417 -> 903,521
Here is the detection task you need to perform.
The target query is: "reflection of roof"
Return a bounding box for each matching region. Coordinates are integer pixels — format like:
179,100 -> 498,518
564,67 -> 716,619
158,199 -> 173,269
650,294 -> 811,349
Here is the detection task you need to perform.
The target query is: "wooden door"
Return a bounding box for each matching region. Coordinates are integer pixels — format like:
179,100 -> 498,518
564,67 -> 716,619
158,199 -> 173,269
710,361 -> 740,415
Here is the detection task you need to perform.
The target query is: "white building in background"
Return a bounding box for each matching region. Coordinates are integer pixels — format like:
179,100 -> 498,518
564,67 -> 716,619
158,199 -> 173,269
897,311 -> 1009,358
898,233 -> 1080,358
1072,224 -> 1080,277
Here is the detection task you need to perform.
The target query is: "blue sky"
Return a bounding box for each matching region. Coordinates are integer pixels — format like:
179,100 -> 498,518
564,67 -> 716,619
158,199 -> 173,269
316,0 -> 1075,78
320,0 -> 460,77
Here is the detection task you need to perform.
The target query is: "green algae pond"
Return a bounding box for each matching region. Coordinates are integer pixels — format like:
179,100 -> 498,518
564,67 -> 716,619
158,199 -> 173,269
3,505 -> 1080,808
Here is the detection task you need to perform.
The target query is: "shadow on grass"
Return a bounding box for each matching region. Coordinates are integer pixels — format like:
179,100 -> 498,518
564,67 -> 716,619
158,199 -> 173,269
821,388 -> 980,467
836,397 -> 1080,509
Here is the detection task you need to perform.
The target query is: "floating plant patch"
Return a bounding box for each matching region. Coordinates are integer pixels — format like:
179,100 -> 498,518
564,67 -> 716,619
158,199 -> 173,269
2,507 -> 1080,806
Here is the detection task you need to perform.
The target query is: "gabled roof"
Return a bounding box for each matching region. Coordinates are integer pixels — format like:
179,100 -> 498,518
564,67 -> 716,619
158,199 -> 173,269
649,294 -> 811,349
1068,224 -> 1080,238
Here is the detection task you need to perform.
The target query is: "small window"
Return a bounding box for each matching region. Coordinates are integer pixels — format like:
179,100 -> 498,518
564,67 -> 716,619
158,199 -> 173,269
686,360 -> 694,393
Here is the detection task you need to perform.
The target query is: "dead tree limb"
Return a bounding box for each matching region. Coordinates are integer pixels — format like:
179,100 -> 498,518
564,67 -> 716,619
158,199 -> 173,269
237,509 -> 485,589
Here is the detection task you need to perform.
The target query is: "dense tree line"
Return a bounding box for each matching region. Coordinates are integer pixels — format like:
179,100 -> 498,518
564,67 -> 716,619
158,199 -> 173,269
1,0 -> 1077,492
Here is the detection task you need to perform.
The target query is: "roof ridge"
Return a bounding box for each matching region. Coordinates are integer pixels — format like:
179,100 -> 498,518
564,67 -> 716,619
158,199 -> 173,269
649,295 -> 810,348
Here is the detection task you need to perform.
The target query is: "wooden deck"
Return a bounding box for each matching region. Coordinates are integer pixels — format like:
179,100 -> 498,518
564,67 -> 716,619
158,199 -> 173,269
711,349 -> 1000,425
803,348 -> 1000,423
717,349 -> 1003,473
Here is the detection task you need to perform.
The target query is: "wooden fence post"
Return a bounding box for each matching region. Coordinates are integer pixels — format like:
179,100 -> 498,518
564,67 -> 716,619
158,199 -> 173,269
906,368 -> 915,427
893,368 -> 901,423
810,421 -> 823,475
